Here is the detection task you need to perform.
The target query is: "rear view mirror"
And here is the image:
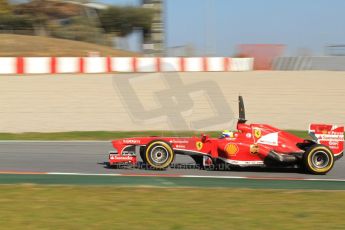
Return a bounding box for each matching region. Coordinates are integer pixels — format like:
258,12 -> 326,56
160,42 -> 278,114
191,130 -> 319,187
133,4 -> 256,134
201,134 -> 209,142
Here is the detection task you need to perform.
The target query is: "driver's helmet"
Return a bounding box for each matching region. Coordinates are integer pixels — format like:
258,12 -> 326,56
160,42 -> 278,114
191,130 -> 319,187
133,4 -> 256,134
221,130 -> 234,138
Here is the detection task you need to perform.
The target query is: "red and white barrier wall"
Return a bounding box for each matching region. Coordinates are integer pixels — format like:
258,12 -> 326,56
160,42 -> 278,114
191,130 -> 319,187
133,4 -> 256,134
0,57 -> 254,74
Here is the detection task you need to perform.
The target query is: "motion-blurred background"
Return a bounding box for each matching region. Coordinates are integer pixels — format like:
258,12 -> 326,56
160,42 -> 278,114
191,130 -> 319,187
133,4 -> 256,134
0,0 -> 344,132
1,0 -> 345,70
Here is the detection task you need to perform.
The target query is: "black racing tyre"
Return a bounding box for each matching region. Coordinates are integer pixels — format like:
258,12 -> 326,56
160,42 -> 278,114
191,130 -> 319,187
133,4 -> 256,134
303,144 -> 334,175
145,141 -> 175,169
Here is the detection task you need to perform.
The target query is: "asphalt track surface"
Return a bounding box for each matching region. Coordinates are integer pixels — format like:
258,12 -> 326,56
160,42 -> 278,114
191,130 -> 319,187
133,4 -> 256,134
0,141 -> 344,180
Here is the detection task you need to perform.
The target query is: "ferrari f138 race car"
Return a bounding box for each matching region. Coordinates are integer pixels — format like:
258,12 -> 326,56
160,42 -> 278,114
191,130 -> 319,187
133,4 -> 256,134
109,97 -> 344,174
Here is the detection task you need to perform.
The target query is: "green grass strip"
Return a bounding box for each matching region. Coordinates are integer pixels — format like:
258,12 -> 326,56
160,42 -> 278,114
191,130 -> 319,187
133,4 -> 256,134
0,185 -> 344,229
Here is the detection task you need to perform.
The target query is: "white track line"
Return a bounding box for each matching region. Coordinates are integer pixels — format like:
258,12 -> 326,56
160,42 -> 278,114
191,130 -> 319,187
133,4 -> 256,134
304,178 -> 345,182
48,172 -> 121,176
182,175 -> 345,182
46,172 -> 345,182
182,175 -> 246,179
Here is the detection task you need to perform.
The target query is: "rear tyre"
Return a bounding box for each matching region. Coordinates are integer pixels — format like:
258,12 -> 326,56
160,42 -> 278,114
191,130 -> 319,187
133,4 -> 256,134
145,141 -> 174,169
303,144 -> 334,175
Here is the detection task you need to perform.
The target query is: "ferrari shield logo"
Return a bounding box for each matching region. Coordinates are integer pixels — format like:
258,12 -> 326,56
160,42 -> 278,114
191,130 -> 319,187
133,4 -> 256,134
196,141 -> 203,150
254,128 -> 262,139
225,143 -> 239,156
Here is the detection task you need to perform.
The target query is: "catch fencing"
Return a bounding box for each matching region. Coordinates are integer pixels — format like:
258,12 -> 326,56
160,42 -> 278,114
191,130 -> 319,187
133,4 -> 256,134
273,56 -> 345,71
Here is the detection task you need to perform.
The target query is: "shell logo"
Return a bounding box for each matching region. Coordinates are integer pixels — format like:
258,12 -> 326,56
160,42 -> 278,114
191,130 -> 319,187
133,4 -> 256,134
225,143 -> 239,156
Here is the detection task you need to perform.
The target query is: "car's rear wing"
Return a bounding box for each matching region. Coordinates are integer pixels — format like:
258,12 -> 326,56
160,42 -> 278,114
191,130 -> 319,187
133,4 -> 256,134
309,124 -> 344,156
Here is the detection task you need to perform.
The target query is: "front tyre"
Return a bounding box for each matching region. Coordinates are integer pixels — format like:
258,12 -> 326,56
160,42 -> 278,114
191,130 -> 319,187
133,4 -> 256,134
303,144 -> 334,175
145,141 -> 174,169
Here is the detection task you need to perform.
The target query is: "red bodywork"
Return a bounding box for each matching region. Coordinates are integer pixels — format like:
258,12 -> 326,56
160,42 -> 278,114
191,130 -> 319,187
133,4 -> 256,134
109,122 -> 344,168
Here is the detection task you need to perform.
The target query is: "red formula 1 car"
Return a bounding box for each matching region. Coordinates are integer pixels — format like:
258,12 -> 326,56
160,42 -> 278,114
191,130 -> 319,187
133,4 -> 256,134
109,97 -> 344,174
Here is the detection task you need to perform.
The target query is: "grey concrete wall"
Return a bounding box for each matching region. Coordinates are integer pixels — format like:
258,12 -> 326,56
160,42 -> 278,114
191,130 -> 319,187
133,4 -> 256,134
0,71 -> 344,132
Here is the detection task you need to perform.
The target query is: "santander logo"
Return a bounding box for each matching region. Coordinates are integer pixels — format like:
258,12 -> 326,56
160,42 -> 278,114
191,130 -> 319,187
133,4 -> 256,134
256,132 -> 279,146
